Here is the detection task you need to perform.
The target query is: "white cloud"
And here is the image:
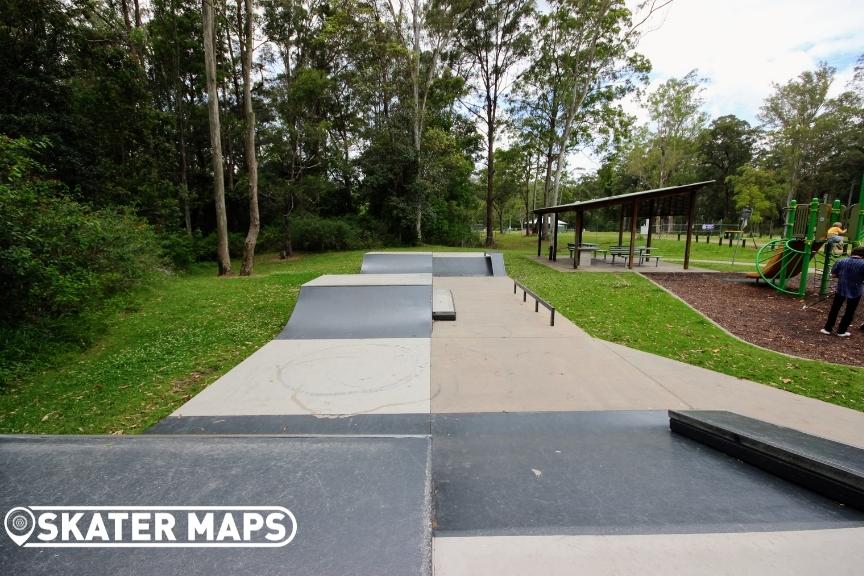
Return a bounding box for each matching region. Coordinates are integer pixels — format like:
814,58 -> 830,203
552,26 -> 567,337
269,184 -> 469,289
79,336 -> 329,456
568,0 -> 864,175
629,0 -> 864,124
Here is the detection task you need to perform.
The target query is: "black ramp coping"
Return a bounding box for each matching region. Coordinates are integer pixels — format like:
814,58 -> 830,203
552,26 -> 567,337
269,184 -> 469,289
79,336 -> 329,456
669,410 -> 864,511
147,414 -> 431,436
361,253 -> 433,274
431,411 -> 864,537
432,256 -> 492,277
277,284 -> 432,339
0,435 -> 431,575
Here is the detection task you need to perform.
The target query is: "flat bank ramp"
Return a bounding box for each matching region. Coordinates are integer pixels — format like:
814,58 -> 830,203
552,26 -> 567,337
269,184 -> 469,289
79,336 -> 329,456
360,252 -> 506,277
277,274 -> 432,339
670,410 -> 864,511
361,252 -> 433,274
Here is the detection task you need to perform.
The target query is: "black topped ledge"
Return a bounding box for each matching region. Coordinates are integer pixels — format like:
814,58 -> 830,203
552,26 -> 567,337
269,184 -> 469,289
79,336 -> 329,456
669,410 -> 864,511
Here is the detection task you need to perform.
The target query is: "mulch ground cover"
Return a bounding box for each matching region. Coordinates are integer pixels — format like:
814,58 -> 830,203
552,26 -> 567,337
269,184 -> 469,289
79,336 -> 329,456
646,272 -> 863,368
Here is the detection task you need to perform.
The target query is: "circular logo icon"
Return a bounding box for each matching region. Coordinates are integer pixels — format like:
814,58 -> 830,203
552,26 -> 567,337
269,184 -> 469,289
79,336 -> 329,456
4,507 -> 35,546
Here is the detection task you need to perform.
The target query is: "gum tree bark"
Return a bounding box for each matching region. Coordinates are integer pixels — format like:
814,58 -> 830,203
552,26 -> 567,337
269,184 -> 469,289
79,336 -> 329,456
203,0 -> 231,275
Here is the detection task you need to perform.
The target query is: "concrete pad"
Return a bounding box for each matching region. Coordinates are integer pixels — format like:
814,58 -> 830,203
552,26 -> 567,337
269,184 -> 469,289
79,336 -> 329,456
304,273 -> 431,286
600,341 -> 864,448
432,252 -> 489,258
277,284 -> 432,339
433,289 -> 456,321
432,412 -> 864,537
0,435 -> 431,576
432,277 -> 584,339
433,530 -> 864,576
431,337 -> 686,413
173,339 -> 430,417
361,253 -> 433,274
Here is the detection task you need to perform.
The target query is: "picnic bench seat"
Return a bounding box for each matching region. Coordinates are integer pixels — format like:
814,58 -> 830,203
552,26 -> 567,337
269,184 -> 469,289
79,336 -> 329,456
603,246 -> 662,267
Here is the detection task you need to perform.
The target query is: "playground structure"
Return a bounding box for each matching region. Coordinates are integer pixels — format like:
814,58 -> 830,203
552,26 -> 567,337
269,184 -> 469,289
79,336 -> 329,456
749,180 -> 864,297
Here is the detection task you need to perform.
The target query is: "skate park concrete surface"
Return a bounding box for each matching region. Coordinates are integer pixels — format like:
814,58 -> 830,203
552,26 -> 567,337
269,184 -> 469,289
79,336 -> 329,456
4,250 -> 864,575
0,435 -> 431,576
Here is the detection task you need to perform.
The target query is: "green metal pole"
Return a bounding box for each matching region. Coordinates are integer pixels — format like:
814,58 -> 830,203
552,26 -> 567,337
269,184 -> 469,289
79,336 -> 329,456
858,174 -> 864,245
784,200 -> 796,240
798,197 -> 819,297
820,199 -> 842,296
779,200 -> 797,291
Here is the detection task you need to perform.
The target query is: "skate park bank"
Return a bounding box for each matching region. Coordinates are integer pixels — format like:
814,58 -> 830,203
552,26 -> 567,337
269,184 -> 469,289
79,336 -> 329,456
3,251 -> 864,574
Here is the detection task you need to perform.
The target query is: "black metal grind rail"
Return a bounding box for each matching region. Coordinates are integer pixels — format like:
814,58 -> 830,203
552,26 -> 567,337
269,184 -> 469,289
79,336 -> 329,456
513,280 -> 555,326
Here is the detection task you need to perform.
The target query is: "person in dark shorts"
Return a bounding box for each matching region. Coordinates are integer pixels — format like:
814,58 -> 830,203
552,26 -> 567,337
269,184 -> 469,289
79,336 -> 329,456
821,246 -> 864,337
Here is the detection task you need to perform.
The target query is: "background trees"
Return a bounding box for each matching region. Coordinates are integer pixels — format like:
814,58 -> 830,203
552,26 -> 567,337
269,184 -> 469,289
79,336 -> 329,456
2,0 -> 864,329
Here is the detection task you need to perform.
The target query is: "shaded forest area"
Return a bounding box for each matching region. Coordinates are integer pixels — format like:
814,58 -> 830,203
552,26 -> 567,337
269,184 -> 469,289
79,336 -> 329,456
2,0 -> 864,377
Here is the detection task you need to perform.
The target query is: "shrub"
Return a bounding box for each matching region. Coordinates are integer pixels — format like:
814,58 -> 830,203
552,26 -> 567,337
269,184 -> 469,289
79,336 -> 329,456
0,136 -> 162,326
289,216 -> 381,252
0,184 -> 162,325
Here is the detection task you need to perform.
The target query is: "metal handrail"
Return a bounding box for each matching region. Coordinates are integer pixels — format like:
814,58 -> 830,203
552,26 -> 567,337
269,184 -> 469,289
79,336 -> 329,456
513,280 -> 556,326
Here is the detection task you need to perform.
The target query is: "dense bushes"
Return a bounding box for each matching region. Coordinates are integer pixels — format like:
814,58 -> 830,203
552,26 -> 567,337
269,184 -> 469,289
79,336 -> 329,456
289,215 -> 383,252
1,136 -> 162,327
0,184 -> 162,326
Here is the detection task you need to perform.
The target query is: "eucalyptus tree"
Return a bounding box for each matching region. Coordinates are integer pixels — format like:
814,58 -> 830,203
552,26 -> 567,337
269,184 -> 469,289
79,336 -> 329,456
542,0 -> 658,210
455,0 -> 534,247
202,0 -> 231,274
383,0 -> 461,241
759,63 -> 834,205
237,0 -> 260,276
643,69 -> 707,188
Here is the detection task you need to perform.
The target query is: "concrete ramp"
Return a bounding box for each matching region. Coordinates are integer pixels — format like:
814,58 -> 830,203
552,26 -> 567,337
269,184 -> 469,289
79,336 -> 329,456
278,274 -> 432,339
361,252 -> 433,274
360,252 -> 506,277
433,254 -> 491,277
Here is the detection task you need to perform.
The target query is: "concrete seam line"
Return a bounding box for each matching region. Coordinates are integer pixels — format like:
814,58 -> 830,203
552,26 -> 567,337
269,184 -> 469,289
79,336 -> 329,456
593,337 -> 694,410
638,272 -> 811,363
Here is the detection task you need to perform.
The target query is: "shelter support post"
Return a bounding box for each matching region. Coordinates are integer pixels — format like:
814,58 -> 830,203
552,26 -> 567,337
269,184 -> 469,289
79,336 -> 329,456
537,219 -> 542,256
684,190 -> 696,270
618,205 -> 625,246
647,200 -> 655,249
552,213 -> 559,261
575,211 -> 584,269
629,201 -> 638,269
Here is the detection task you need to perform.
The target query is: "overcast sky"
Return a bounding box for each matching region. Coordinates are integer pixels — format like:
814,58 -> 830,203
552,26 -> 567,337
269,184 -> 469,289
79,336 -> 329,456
570,0 -> 864,172
633,0 -> 863,121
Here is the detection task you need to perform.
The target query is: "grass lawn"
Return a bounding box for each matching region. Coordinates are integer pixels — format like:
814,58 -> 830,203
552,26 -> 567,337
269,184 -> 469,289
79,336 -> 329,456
500,243 -> 863,412
1,235 -> 861,435
0,252 -> 363,434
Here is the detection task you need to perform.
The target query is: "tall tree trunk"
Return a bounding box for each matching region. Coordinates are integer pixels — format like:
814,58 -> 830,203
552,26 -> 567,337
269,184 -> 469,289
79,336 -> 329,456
179,128 -> 192,236
203,0 -> 231,275
410,0 -> 423,243
240,0 -> 259,276
485,119 -> 495,247
173,2 -> 192,236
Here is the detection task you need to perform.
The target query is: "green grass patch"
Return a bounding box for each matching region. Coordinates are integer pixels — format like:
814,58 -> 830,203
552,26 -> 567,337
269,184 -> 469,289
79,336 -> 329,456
2,236 -> 861,435
503,249 -> 863,412
0,252 -> 362,434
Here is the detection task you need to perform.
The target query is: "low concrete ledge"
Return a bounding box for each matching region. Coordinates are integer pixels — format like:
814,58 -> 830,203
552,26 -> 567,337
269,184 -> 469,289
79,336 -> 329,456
433,289 -> 456,321
669,410 -> 864,511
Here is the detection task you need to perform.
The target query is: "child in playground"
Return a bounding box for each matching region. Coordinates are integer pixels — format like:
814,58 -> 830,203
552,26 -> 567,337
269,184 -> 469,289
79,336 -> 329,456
821,246 -> 864,337
827,222 -> 847,253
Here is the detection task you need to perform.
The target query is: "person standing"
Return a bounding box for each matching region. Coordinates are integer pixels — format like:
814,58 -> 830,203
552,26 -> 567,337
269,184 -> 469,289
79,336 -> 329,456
821,246 -> 864,337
